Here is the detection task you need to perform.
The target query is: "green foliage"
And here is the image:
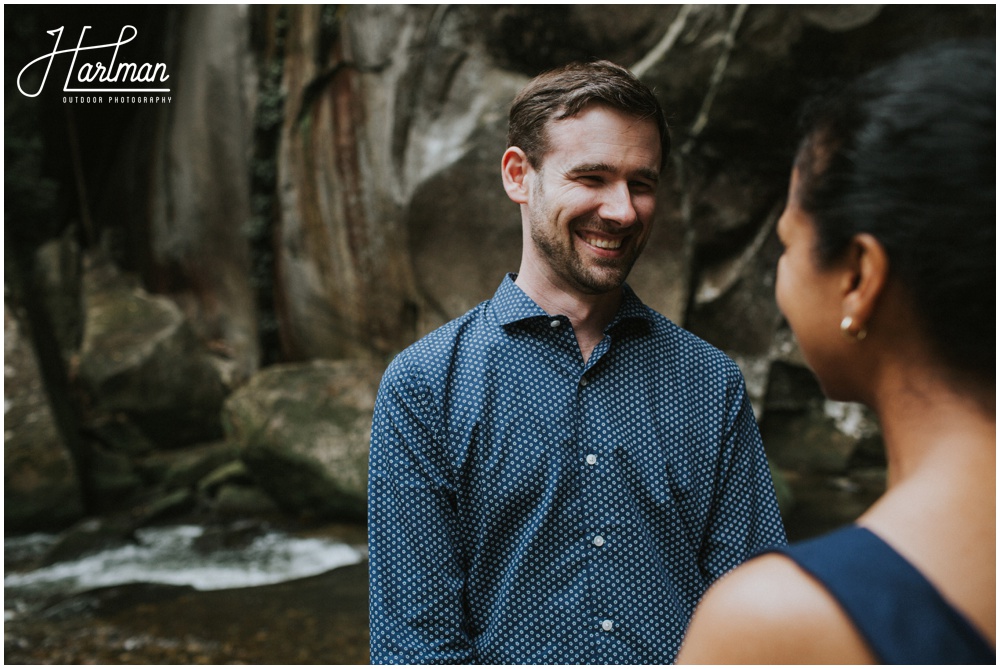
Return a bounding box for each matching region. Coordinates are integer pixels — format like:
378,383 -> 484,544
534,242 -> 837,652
256,61 -> 286,132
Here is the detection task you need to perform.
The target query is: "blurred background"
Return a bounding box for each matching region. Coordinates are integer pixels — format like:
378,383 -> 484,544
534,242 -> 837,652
4,4 -> 994,663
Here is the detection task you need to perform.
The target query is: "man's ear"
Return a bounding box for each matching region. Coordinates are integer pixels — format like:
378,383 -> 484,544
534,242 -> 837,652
502,147 -> 531,205
841,233 -> 889,329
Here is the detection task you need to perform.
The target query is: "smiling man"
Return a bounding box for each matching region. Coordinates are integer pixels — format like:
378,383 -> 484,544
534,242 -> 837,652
368,60 -> 786,664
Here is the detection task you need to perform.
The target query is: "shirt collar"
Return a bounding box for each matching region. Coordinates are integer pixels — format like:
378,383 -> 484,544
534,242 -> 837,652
492,273 -> 652,335
492,273 -> 550,327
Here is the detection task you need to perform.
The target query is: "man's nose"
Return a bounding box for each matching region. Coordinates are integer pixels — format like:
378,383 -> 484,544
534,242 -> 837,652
598,182 -> 638,226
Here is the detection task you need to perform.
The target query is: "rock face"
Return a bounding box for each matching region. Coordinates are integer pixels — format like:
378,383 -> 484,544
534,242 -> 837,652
145,5 -> 260,386
4,298 -> 84,532
222,360 -> 383,520
273,6 -> 427,360
4,4 -> 992,532
76,255 -> 228,448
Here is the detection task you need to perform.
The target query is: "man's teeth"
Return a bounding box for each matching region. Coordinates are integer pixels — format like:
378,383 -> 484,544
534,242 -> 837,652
585,236 -> 622,250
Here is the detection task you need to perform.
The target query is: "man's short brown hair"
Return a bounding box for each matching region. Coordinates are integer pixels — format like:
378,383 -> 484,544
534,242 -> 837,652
507,59 -> 670,170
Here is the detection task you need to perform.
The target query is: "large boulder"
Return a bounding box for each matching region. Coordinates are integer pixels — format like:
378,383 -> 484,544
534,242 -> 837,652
76,255 -> 228,448
4,297 -> 84,532
758,344 -> 883,475
222,359 -> 383,520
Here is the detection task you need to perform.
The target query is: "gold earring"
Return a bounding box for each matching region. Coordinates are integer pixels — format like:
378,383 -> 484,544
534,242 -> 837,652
840,316 -> 867,341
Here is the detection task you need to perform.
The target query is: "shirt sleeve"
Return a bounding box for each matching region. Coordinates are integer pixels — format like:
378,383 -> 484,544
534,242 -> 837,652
367,356 -> 476,664
698,364 -> 787,580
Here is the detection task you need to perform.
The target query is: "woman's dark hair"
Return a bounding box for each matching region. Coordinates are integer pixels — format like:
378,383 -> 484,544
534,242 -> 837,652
507,59 -> 670,170
794,40 -> 995,383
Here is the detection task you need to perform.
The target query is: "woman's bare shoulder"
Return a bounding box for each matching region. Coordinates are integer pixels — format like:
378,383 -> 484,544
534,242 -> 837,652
676,553 -> 875,664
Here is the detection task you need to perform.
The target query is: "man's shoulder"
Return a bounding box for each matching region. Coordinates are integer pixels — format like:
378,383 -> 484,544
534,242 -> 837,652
641,307 -> 742,376
383,300 -> 493,380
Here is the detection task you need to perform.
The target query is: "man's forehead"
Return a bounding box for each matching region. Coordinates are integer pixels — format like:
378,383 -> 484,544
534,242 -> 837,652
539,107 -> 663,173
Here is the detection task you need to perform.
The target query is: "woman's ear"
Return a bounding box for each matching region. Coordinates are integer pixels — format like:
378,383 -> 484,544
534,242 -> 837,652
501,147 -> 531,205
842,233 -> 889,330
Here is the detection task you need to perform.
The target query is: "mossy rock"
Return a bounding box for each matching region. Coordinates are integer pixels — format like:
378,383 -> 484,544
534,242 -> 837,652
223,359 -> 383,520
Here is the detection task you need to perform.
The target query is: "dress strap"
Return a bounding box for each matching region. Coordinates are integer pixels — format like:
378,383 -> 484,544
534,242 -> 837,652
761,525 -> 994,664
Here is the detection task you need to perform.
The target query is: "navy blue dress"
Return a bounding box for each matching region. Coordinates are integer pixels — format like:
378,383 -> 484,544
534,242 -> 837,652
763,525 -> 994,664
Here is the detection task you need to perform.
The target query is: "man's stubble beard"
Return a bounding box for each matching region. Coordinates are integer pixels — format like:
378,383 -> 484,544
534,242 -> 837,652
527,179 -> 645,296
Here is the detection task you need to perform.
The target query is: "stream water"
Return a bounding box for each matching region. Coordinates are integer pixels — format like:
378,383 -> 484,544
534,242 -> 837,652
5,525 -> 366,600
4,522 -> 372,664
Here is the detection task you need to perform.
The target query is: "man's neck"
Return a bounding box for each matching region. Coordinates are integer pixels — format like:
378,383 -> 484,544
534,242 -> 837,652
515,266 -> 623,364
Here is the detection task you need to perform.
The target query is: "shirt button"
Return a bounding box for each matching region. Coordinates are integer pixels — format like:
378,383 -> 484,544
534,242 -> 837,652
585,454 -> 597,466
579,377 -> 589,387
593,535 -> 605,547
601,619 -> 614,632
549,319 -> 561,328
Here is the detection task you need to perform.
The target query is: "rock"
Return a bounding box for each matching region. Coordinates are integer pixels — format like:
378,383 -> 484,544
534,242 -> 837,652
42,517 -> 137,566
801,5 -> 882,32
780,469 -> 885,541
760,404 -> 861,475
211,485 -> 280,517
480,5 -> 678,75
625,178 -> 692,326
76,256 -> 227,448
406,112 -> 525,333
822,400 -> 880,442
728,353 -> 773,420
223,360 -> 382,520
81,442 -> 144,513
191,520 -> 267,553
686,206 -> 785,356
136,441 -> 240,491
197,461 -> 254,496
273,5 -> 426,360
848,434 -> 887,469
761,347 -> 880,477
163,441 -> 245,489
145,5 -> 260,385
755,338 -> 881,480
133,489 -> 198,526
828,401 -> 885,469
4,296 -> 84,532
86,414 -> 157,458
763,359 -> 824,412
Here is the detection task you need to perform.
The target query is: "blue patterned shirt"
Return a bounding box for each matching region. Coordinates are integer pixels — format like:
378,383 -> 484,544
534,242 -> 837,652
368,274 -> 786,664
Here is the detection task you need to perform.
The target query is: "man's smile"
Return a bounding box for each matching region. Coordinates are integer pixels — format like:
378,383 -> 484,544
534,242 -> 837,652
581,234 -> 623,250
